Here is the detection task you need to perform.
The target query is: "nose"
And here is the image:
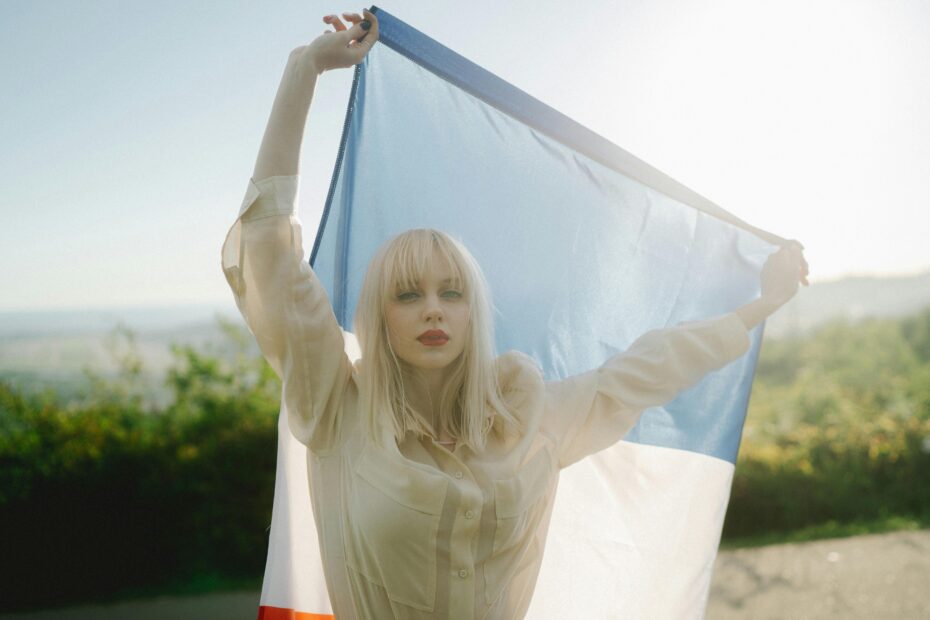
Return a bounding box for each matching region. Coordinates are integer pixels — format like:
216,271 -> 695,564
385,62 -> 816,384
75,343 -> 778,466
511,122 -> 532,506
423,293 -> 443,322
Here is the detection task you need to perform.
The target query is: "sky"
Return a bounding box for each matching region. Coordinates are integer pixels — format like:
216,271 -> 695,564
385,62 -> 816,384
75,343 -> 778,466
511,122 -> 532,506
1,0 -> 928,312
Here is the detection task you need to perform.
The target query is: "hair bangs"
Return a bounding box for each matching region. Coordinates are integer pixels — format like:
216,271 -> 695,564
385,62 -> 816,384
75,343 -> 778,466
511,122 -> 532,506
383,230 -> 468,304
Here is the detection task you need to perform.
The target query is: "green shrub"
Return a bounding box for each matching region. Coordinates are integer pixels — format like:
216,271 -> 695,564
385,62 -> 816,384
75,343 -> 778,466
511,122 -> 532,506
0,318 -> 281,611
723,310 -> 930,540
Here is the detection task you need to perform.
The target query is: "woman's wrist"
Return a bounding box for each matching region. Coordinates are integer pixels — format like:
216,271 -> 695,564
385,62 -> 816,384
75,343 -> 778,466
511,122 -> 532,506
284,47 -> 323,90
289,46 -> 323,77
735,297 -> 781,331
758,294 -> 784,313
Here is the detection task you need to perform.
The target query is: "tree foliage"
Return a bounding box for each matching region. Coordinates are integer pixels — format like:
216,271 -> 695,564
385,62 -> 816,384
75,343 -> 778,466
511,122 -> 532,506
725,308 -> 930,538
0,317 -> 281,611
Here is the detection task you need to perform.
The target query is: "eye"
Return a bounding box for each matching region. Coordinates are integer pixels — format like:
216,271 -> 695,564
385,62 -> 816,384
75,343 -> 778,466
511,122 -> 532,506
441,289 -> 463,299
396,291 -> 420,302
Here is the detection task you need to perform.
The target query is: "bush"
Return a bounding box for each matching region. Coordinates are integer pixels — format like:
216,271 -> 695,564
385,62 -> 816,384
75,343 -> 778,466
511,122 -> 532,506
723,309 -> 930,540
0,318 -> 281,611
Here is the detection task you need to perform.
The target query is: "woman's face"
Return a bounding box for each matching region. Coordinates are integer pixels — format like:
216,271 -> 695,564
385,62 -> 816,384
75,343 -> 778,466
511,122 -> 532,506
384,252 -> 470,376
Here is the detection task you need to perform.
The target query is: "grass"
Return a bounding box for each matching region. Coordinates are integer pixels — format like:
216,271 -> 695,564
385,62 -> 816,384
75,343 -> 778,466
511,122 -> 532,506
4,571 -> 264,616
720,514 -> 930,549
126,572 -> 262,598
79,571 -> 264,609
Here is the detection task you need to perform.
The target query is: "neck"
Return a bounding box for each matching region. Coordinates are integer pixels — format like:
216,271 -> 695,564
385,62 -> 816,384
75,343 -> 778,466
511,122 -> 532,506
402,365 -> 450,435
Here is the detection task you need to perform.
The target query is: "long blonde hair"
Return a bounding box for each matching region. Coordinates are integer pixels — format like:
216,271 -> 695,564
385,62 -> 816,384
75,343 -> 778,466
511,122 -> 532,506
353,228 -> 519,451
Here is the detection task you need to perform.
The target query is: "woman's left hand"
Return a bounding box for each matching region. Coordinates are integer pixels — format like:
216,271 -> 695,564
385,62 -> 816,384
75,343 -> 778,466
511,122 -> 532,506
759,241 -> 810,309
302,9 -> 379,74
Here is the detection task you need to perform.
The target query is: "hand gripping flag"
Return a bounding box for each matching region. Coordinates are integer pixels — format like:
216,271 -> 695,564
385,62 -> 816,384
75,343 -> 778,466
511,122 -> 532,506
257,6 -> 786,619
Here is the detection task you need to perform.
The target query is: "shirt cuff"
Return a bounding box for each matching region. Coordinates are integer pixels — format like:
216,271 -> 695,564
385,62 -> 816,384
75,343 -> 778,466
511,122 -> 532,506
238,175 -> 300,221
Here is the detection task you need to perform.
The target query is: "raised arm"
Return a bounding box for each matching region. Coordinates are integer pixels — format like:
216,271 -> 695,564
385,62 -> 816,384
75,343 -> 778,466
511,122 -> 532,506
543,240 -> 810,468
221,11 -> 379,453
543,313 -> 751,469
252,10 -> 377,180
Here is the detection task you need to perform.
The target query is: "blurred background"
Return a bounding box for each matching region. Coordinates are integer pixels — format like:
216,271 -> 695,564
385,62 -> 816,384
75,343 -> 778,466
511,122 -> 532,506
2,0 -> 929,617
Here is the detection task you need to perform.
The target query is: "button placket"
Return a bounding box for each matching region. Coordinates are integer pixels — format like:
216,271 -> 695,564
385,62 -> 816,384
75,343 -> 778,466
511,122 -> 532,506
443,453 -> 480,614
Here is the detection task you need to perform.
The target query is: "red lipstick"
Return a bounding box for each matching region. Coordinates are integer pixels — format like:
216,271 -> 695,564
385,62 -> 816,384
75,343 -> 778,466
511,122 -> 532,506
417,329 -> 449,346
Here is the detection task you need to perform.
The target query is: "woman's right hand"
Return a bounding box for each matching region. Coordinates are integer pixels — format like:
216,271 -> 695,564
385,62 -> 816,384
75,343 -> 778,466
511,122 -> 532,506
759,241 -> 810,309
296,9 -> 379,75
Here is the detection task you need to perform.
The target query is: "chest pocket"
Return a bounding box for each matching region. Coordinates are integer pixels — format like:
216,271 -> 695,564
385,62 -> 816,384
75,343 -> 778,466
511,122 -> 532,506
492,447 -> 554,553
494,449 -> 552,555
345,446 -> 448,612
485,446 -> 554,604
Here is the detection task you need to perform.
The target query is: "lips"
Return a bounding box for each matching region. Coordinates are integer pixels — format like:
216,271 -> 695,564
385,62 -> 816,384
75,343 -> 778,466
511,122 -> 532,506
417,329 -> 449,345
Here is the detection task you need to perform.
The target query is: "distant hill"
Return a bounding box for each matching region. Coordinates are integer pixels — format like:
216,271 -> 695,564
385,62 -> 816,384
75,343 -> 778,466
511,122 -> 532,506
0,303 -> 250,403
762,270 -> 930,339
0,303 -> 240,338
1,270 -> 929,399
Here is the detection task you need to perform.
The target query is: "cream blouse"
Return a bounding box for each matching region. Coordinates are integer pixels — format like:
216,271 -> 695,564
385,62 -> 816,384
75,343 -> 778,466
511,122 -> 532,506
221,175 -> 752,620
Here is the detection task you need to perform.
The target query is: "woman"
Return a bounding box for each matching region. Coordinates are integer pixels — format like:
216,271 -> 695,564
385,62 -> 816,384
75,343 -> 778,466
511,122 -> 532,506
222,9 -> 809,619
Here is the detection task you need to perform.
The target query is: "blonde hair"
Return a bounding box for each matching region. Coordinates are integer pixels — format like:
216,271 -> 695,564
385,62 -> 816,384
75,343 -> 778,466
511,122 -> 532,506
353,228 -> 519,451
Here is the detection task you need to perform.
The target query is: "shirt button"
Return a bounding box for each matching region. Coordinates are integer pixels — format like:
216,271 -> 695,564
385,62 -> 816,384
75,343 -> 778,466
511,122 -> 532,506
465,510 -> 475,519
454,471 -> 464,479
458,569 -> 469,579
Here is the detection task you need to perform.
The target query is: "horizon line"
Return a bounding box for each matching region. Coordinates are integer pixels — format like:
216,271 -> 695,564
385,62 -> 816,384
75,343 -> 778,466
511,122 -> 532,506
1,265 -> 929,315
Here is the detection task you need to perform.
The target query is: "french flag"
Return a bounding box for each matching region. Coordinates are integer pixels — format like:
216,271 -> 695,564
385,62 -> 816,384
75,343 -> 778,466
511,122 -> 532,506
257,7 -> 782,619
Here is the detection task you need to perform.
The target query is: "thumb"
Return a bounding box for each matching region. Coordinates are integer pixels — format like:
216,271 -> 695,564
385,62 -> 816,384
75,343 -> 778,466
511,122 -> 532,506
345,19 -> 373,46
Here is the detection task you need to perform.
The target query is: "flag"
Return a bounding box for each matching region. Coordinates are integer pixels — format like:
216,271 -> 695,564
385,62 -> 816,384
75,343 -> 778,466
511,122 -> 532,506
257,6 -> 783,619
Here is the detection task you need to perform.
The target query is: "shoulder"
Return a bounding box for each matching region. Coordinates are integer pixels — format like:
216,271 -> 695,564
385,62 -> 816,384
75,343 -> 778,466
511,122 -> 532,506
494,351 -> 545,427
495,350 -> 544,390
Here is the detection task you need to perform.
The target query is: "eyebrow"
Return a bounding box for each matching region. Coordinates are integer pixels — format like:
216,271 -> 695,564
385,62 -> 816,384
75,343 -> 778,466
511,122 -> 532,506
396,277 -> 460,290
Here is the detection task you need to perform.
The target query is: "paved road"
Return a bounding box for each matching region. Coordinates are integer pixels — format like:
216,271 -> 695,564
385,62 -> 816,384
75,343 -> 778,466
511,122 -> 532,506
708,529 -> 930,619
5,530 -> 929,619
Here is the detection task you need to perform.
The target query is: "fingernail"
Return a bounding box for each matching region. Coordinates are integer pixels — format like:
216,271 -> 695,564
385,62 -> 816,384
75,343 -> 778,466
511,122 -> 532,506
361,19 -> 371,30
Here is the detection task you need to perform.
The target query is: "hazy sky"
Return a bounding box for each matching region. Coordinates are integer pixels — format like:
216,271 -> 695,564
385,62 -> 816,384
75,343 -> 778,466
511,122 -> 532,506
2,0 -> 928,311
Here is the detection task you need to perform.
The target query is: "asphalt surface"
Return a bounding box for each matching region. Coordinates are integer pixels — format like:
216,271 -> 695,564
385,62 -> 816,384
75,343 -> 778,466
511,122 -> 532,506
4,530 -> 929,619
707,529 -> 930,619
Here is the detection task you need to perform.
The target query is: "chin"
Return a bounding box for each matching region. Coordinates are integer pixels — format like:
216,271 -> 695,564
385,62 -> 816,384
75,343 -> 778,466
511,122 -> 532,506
406,349 -> 463,371
414,356 -> 456,370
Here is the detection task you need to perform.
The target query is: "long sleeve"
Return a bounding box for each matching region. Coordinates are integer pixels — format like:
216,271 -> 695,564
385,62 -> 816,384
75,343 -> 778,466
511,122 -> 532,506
542,312 -> 751,469
221,175 -> 355,453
